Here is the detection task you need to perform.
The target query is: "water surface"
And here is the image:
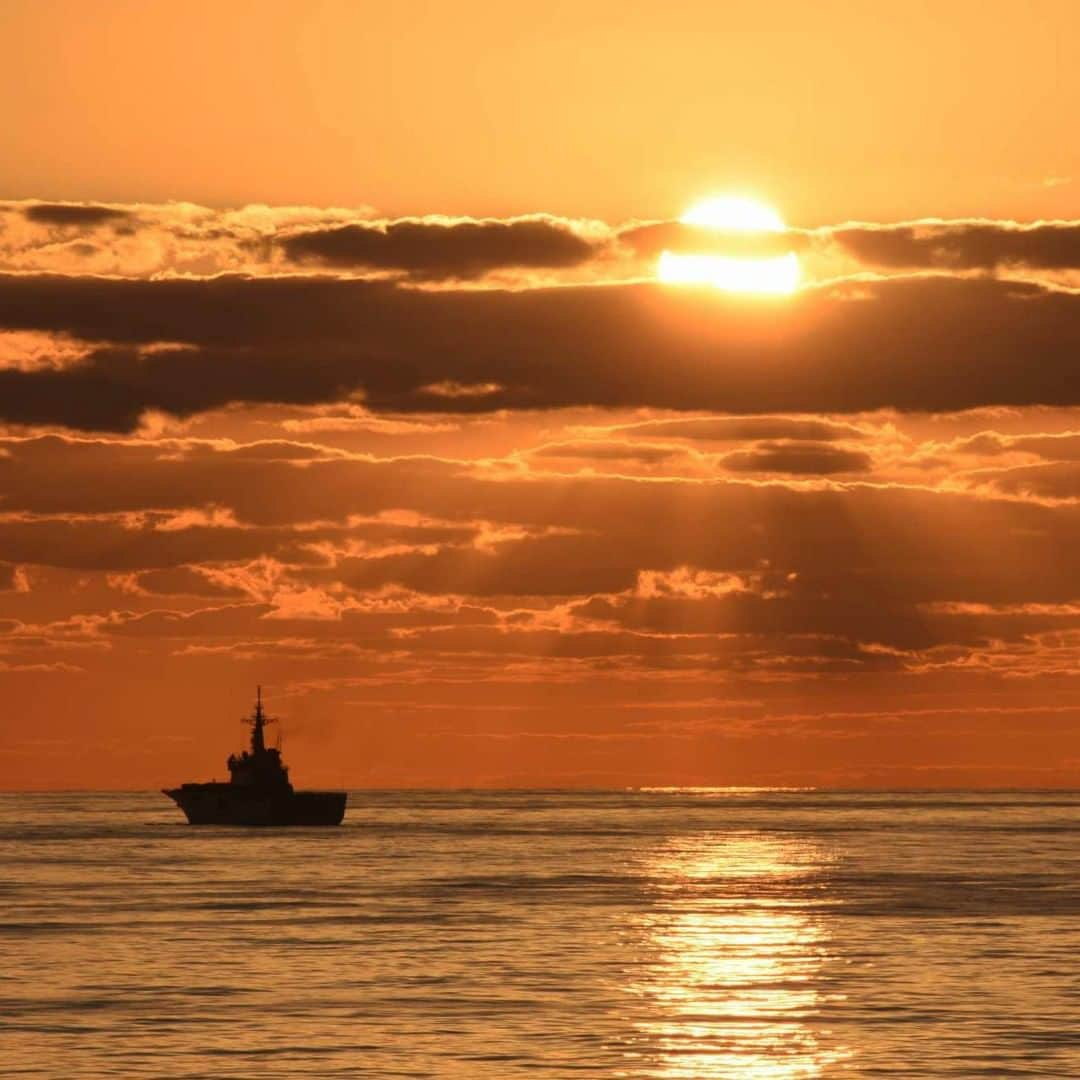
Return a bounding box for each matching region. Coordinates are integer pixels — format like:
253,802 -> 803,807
2,789 -> 1079,1077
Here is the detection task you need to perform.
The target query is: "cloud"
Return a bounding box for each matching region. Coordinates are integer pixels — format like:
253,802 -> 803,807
606,415 -> 869,442
2,274 -> 1080,430
10,196 -> 1080,297
23,202 -> 133,227
108,566 -> 249,599
633,567 -> 758,600
721,441 -> 873,474
529,440 -> 683,465
0,563 -> 29,591
8,200 -> 1080,291
0,436 -> 1041,633
3,203 -> 1080,789
523,435 -> 876,478
942,430 -> 1080,463
6,411 -> 1080,792
978,461 -> 1080,500
279,216 -> 600,278
420,380 -> 502,399
0,199 -> 377,278
829,220 -> 1080,272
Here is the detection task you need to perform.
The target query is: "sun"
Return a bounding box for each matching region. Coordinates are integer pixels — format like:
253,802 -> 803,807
658,195 -> 801,295
679,195 -> 786,232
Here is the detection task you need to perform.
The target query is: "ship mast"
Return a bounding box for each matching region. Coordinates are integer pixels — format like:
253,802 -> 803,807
251,684 -> 269,754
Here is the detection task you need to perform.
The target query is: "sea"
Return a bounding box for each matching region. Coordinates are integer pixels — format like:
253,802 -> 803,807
2,789 -> 1079,1078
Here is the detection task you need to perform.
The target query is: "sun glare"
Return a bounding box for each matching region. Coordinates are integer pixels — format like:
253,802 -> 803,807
658,195 -> 801,295
679,196 -> 786,232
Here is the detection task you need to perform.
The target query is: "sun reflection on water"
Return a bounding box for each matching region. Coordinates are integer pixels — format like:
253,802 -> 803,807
623,832 -> 851,1078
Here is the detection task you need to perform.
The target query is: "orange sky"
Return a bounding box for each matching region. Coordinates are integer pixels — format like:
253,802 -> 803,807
2,1 -> 1080,789
3,0 -> 1079,223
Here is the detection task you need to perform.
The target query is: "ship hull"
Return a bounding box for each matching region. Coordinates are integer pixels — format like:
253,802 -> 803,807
162,783 -> 346,826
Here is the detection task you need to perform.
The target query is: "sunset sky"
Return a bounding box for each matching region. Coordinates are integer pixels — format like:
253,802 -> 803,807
3,0 -> 1080,788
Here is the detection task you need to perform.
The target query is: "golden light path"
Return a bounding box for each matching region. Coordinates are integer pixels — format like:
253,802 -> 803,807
658,196 -> 801,294
624,831 -> 851,1078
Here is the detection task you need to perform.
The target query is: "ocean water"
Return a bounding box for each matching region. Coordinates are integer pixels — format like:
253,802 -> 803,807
2,790 -> 1079,1078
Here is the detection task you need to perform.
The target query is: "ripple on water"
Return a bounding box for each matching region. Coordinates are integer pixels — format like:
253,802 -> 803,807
1,789 -> 1079,1077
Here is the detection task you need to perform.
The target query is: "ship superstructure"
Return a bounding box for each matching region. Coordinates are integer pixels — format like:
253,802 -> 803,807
163,688 -> 346,826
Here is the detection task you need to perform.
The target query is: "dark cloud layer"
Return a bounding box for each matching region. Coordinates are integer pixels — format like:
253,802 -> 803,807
280,217 -> 597,278
721,442 -> 872,475
613,416 -> 867,442
9,200 -> 1080,289
832,222 -> 1080,272
3,434 -> 1080,613
23,203 -> 132,227
0,274 -> 1079,430
5,415 -> 1080,788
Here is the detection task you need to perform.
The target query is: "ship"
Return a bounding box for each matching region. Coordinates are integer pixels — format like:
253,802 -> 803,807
162,687 -> 347,826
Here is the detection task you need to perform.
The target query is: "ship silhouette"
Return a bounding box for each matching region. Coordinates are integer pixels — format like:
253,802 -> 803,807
163,688 -> 346,826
